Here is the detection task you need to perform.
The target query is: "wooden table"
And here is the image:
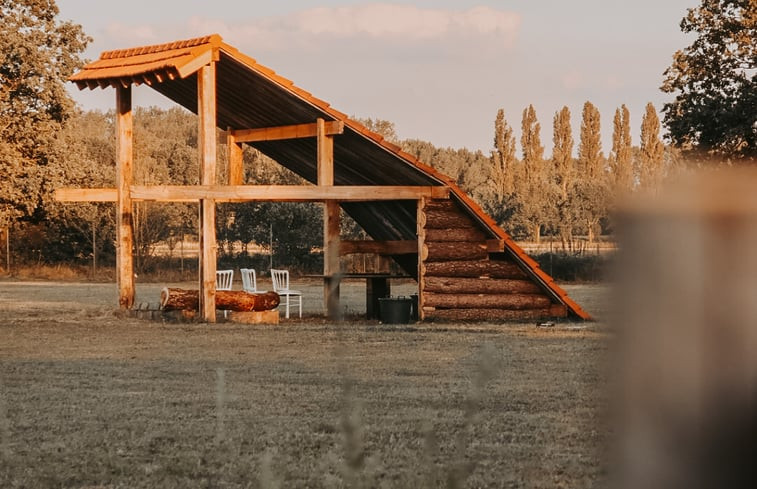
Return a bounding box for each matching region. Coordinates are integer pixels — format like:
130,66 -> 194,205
308,273 -> 411,319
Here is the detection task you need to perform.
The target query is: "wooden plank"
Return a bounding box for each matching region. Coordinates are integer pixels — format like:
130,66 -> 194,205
425,227 -> 486,242
54,188 -> 117,202
116,86 -> 135,310
422,259 -> 528,279
229,310 -> 280,325
417,197 -> 427,320
339,240 -> 417,255
424,276 -> 542,295
227,127 -> 244,185
229,120 -> 344,143
423,241 -> 488,262
323,201 -> 341,319
198,62 -> 217,323
424,292 -> 552,310
423,208 -> 477,229
128,185 -> 447,202
317,118 -> 334,186
176,48 -> 217,78
425,306 -> 567,321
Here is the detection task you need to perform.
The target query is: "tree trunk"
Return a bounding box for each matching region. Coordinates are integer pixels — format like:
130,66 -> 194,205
424,276 -> 541,295
424,199 -> 457,212
422,259 -> 527,279
424,292 -> 552,310
421,209 -> 476,229
424,227 -> 486,242
161,288 -> 280,312
422,242 -> 488,262
424,305 -> 567,321
92,222 -> 97,280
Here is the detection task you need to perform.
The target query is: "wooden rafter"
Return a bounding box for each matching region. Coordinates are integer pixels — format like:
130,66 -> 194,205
225,120 -> 344,143
340,240 -> 417,256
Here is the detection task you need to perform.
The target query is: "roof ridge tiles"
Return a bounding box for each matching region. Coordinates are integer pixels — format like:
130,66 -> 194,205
101,34 -> 221,60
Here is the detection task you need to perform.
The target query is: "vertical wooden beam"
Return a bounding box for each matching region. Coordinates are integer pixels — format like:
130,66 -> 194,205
318,118 -> 340,319
198,62 -> 218,322
116,85 -> 135,310
317,118 -> 334,186
417,197 -> 427,320
324,201 -> 341,319
227,126 -> 244,185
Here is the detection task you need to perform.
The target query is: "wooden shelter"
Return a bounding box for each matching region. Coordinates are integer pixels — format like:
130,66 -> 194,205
58,34 -> 590,322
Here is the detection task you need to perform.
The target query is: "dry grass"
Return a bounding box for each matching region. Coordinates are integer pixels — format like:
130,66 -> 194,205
0,281 -> 609,488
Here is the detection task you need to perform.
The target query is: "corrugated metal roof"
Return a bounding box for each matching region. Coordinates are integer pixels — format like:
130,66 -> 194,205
70,34 -> 591,320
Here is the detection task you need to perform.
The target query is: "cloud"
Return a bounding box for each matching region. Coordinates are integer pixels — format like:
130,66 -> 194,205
293,4 -> 519,46
185,4 -> 520,53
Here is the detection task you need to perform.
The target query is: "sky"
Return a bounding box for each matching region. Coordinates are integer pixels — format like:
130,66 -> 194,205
56,0 -> 697,156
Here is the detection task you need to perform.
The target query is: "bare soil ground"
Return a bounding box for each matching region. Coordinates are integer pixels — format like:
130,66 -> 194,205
0,279 -> 610,488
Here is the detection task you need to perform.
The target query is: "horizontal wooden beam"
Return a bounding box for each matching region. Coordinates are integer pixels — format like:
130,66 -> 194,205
130,185 -> 448,202
54,188 -> 117,202
340,240 -> 417,256
55,185 -> 449,203
226,120 -> 344,143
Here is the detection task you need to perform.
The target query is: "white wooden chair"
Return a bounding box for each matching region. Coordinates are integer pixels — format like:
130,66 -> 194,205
216,269 -> 234,291
240,268 -> 265,293
270,269 -> 302,319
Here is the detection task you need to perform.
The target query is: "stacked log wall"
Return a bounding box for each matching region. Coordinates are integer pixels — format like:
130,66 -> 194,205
420,198 -> 567,321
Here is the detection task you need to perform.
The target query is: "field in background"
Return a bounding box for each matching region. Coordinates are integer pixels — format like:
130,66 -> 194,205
0,280 -> 610,487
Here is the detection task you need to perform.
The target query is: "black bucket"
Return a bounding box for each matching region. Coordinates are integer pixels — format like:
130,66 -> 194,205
378,297 -> 413,324
409,294 -> 419,321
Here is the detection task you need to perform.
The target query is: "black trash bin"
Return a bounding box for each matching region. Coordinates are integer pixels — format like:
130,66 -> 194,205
409,294 -> 419,321
378,296 -> 413,324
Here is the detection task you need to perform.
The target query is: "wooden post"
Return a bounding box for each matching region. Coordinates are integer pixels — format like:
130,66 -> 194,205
198,62 -> 218,322
324,201 -> 340,319
318,118 -> 340,319
417,197 -> 426,320
227,126 -> 243,185
116,86 -> 135,310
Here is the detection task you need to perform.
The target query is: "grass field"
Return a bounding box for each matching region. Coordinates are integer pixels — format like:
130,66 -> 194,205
0,279 -> 610,488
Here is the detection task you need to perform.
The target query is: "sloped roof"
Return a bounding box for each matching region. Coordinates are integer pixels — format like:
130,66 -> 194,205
71,34 -> 590,320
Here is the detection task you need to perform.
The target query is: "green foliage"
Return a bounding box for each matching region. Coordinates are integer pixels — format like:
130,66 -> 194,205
609,105 -> 633,193
50,110 -> 116,269
661,0 -> 756,159
551,106 -> 576,246
0,0 -> 89,223
491,109 -> 517,199
639,102 -> 666,191
532,252 -> 612,282
518,105 -> 550,242
578,101 -> 603,180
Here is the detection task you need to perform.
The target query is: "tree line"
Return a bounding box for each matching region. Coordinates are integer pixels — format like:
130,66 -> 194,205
0,0 -> 754,275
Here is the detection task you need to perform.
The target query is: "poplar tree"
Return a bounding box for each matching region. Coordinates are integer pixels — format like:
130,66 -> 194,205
574,101 -> 607,244
609,104 -> 633,193
552,106 -> 574,200
552,106 -> 575,248
520,105 -> 547,243
491,108 -> 517,200
639,102 -> 665,192
578,102 -> 603,179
